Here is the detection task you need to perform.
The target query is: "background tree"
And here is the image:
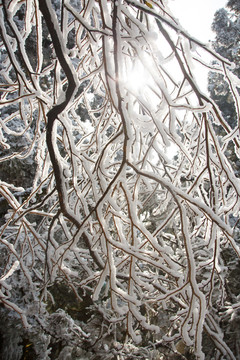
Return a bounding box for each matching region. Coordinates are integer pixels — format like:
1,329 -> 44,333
0,0 -> 240,359
208,0 -> 240,130
207,1 -> 240,356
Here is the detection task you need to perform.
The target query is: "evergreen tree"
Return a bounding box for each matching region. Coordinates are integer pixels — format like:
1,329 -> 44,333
208,2 -> 240,356
208,2 -> 240,179
208,5 -> 240,129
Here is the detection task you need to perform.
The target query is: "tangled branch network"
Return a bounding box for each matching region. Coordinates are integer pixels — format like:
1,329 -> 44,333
0,0 -> 240,358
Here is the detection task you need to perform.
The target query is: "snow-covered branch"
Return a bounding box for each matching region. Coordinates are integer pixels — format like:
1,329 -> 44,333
0,0 -> 239,358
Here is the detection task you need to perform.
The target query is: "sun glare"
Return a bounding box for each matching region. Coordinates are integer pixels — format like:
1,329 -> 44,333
123,58 -> 150,94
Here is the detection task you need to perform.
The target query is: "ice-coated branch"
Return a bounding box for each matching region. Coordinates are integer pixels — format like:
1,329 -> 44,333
0,0 -> 240,358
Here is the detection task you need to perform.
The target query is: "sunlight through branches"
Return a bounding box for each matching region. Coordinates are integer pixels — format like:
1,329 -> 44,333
0,0 -> 240,358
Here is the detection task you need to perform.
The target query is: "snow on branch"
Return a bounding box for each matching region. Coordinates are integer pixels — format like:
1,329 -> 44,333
0,0 -> 239,358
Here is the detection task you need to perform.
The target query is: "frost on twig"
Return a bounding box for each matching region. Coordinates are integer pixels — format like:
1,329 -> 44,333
0,0 -> 239,358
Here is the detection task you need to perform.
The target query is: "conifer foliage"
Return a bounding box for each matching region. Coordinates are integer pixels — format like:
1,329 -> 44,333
208,0 -> 240,129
